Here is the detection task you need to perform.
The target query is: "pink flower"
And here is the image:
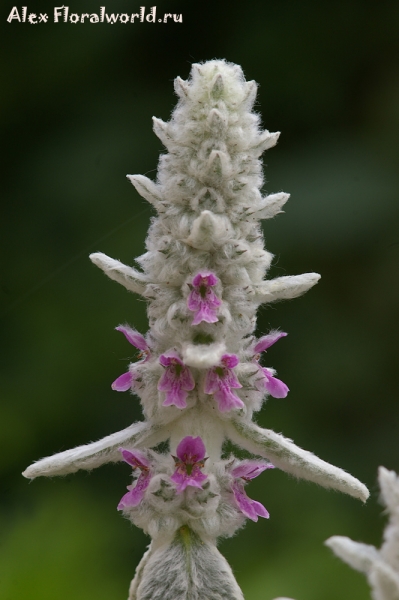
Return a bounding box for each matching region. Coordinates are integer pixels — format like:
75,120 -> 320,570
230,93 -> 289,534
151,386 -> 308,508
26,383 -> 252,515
187,271 -> 221,325
230,461 -> 274,522
253,331 -> 289,399
171,436 -> 208,493
158,351 -> 195,409
204,354 -> 244,412
112,325 -> 150,392
117,448 -> 151,509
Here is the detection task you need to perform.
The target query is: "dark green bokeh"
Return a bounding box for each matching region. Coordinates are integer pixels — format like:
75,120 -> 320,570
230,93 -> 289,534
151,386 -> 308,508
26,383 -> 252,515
1,1 -> 399,598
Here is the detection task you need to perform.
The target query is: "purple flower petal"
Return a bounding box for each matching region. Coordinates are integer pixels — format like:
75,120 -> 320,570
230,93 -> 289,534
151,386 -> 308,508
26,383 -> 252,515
204,354 -> 244,412
159,350 -> 178,367
112,371 -> 133,392
171,466 -> 208,493
224,369 -> 242,389
176,436 -> 206,462
262,368 -> 289,398
115,325 -> 149,352
158,351 -> 195,409
253,331 -> 287,354
161,384 -> 189,409
192,271 -> 219,287
188,271 -> 221,325
117,470 -> 151,509
171,436 -> 208,493
157,369 -> 177,391
204,369 -> 220,394
191,299 -> 220,325
231,461 -> 274,480
117,448 -> 151,510
214,385 -> 244,412
119,448 -> 150,469
221,354 -> 240,369
250,500 -> 270,519
232,481 -> 269,522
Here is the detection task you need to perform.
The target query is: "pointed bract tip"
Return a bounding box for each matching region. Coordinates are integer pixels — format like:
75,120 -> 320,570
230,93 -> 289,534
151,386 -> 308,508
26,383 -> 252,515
89,252 -> 103,265
174,76 -> 189,98
211,73 -> 224,98
243,81 -> 257,107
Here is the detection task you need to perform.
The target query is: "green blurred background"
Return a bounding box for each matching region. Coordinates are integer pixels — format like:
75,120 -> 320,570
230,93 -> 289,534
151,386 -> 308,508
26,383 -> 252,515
1,1 -> 399,598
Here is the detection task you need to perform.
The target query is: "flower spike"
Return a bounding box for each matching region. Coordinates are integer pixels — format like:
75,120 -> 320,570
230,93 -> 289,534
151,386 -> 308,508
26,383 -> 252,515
23,60 -> 369,600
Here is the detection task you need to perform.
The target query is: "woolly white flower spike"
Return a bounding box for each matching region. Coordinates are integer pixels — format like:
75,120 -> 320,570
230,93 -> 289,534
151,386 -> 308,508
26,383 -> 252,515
326,467 -> 399,600
24,60 -> 369,600
89,252 -> 148,295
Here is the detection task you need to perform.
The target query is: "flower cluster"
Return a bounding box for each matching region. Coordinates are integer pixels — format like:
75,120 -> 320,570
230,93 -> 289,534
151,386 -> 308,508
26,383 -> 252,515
23,60 -> 369,600
118,435 -> 272,535
112,319 -> 289,412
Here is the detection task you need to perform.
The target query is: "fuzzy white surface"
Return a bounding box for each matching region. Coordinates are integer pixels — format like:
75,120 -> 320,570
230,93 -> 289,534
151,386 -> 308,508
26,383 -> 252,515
22,421 -> 165,479
90,252 -> 147,295
326,467 -> 399,600
130,528 -> 245,600
228,418 -> 369,502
